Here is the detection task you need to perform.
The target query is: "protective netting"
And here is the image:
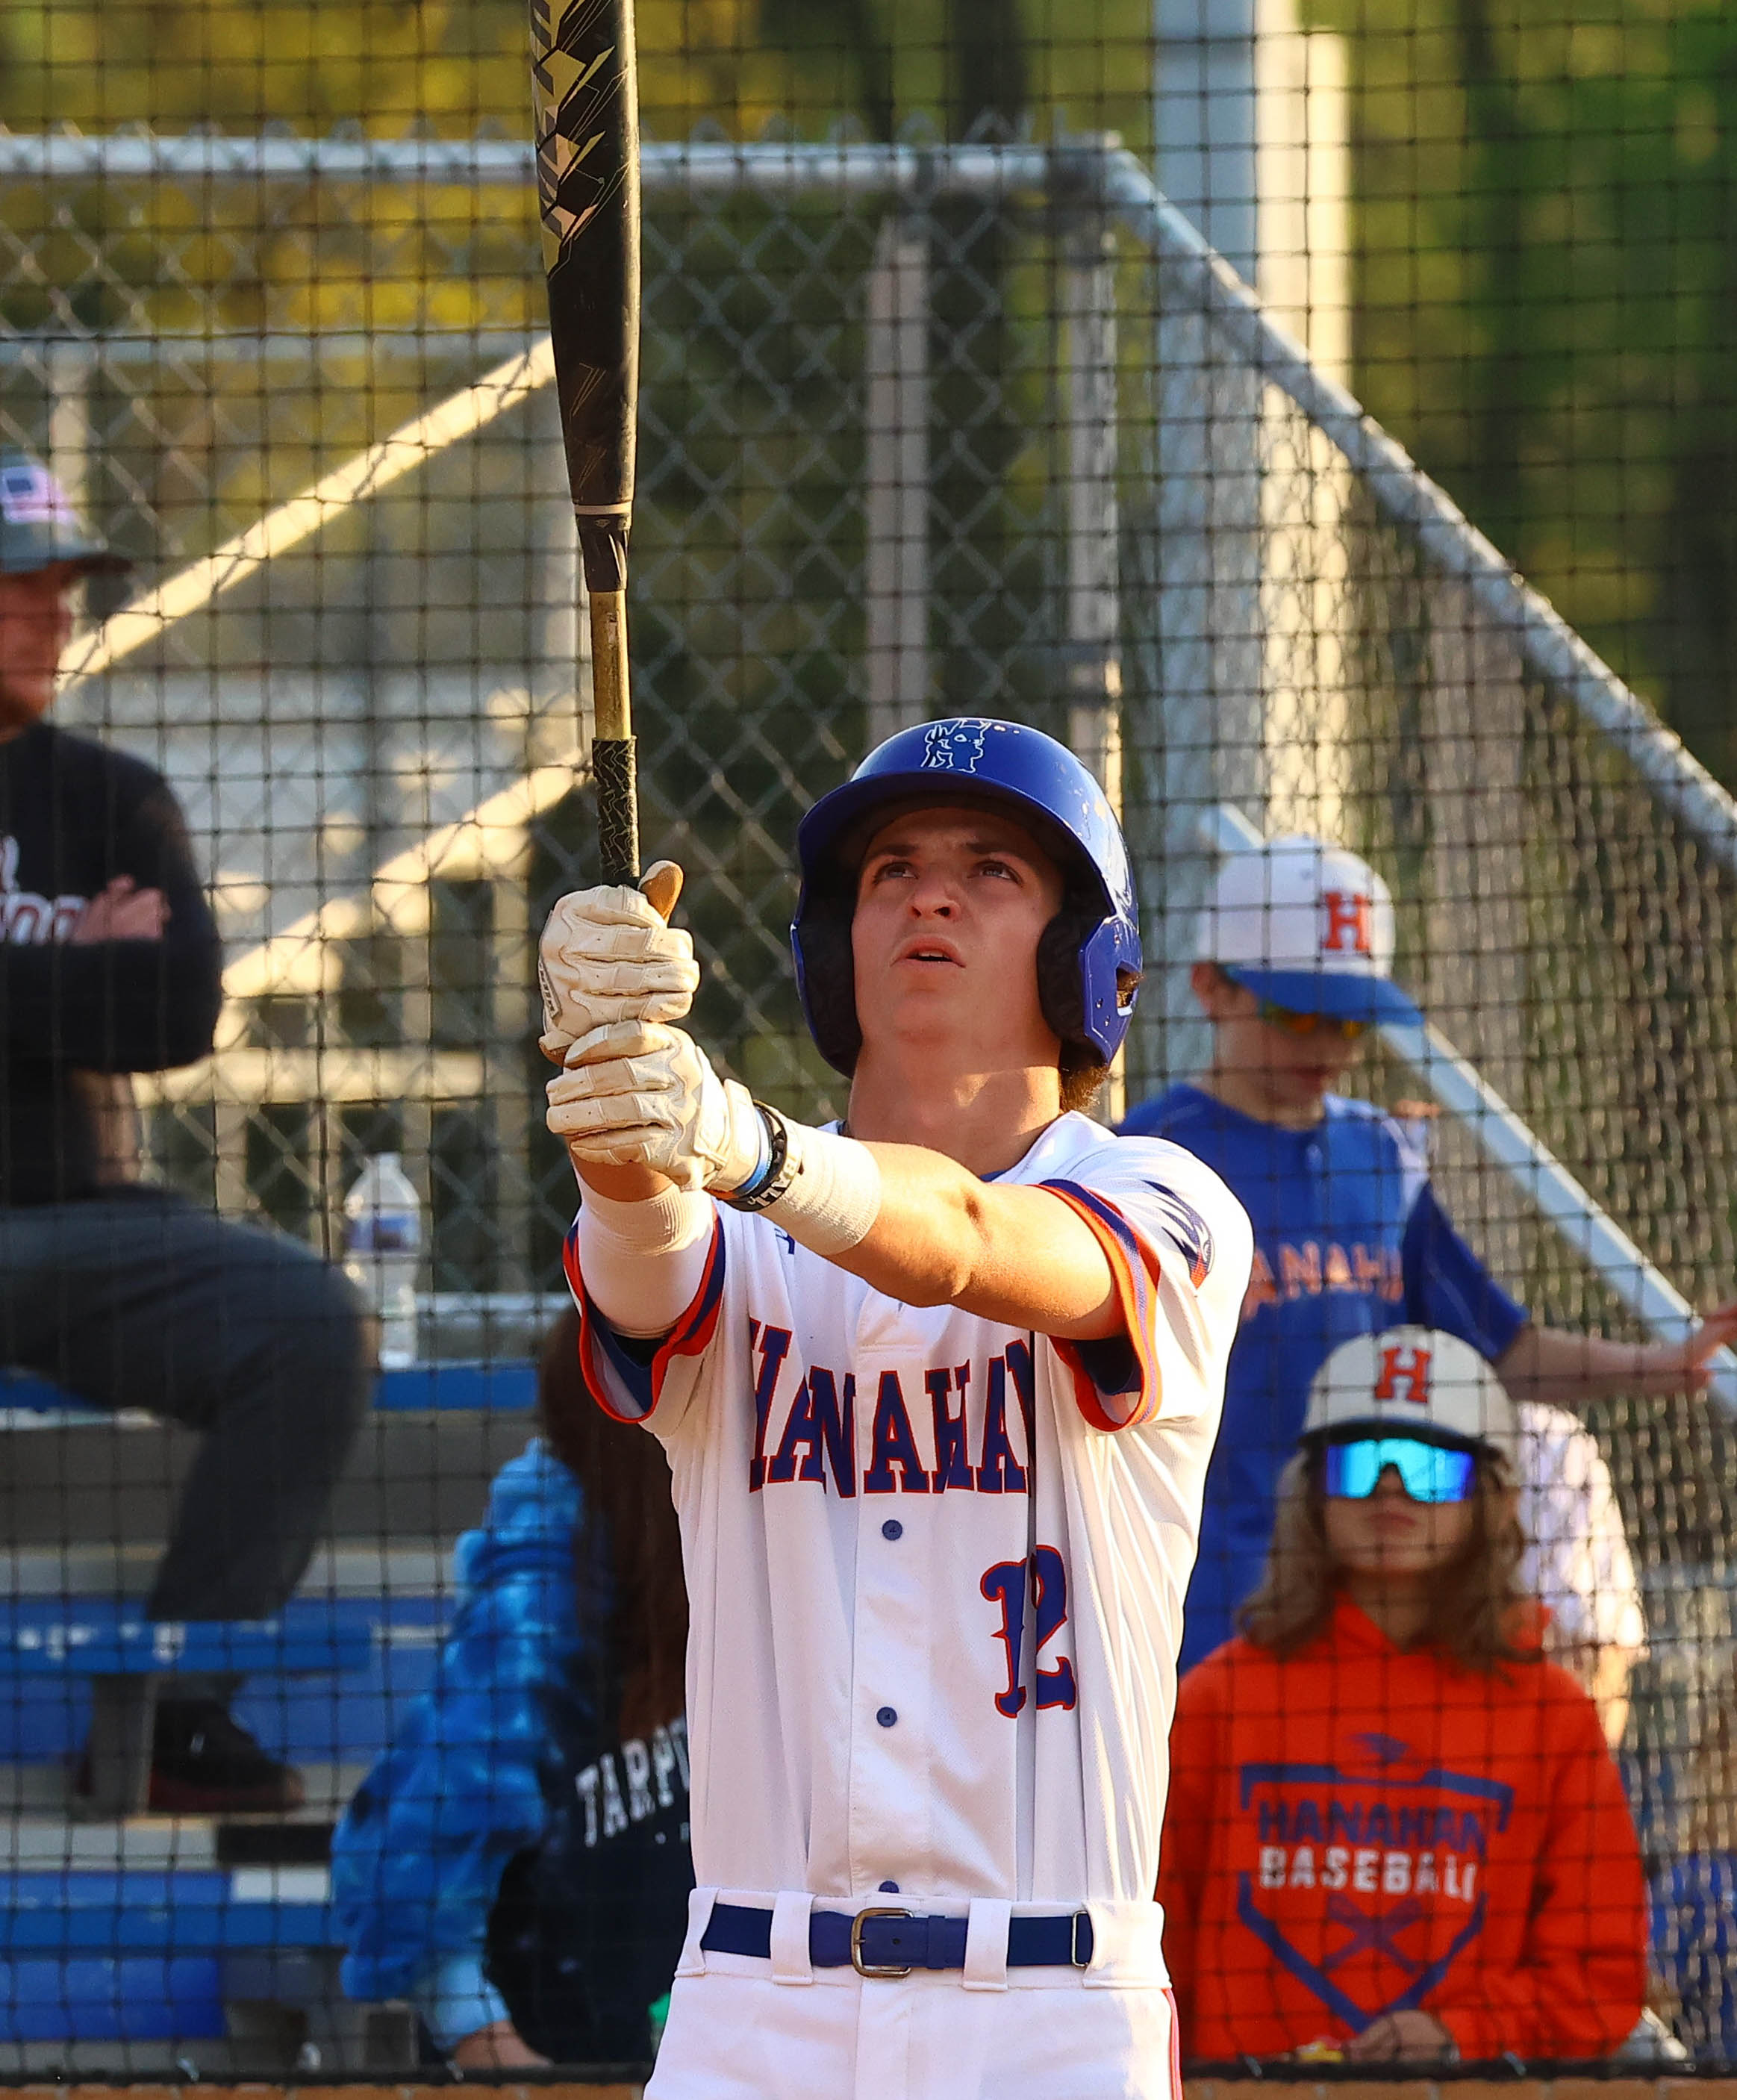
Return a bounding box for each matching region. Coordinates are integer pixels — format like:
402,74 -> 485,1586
0,122 -> 1736,2072
1139,337 -> 1737,2062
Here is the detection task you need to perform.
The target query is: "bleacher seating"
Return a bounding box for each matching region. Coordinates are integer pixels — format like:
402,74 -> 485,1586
0,1359 -> 539,2068
1,1362 -> 537,1418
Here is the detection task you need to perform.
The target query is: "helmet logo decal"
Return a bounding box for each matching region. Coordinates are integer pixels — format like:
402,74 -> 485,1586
1372,1345 -> 1432,1403
920,720 -> 990,773
1321,890 -> 1374,954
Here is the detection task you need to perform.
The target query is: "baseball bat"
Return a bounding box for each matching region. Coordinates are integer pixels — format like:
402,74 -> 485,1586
530,0 -> 677,920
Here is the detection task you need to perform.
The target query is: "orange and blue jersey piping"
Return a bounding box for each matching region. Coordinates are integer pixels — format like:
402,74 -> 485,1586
563,1214 -> 726,1424
1041,1180 -> 1171,1430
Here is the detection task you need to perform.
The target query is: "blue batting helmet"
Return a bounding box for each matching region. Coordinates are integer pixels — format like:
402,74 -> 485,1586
791,717 -> 1143,1077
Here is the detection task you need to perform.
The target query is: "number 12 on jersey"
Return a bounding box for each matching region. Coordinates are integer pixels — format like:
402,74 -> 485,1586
981,1547 -> 1077,1718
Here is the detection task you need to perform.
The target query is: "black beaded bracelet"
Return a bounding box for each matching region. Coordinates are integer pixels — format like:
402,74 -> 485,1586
723,1101 -> 799,1212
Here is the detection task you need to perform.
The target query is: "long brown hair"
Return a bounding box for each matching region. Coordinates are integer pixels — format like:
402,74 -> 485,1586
537,1308 -> 689,1742
1238,1445 -> 1537,1672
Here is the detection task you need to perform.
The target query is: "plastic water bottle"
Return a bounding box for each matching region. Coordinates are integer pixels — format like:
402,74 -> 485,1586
343,1153 -> 423,1368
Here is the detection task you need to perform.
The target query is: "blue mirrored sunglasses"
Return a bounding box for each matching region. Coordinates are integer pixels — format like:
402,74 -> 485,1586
1321,1436 -> 1478,1505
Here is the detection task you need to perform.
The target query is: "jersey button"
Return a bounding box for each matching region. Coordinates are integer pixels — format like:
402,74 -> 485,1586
876,1706 -> 898,1728
881,1519 -> 903,1541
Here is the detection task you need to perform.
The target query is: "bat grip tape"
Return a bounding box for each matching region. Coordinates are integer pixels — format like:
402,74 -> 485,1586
593,736 -> 640,884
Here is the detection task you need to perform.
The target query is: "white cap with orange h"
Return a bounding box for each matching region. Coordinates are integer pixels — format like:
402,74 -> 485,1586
1197,834 -> 1423,1029
1301,1325 -> 1518,1465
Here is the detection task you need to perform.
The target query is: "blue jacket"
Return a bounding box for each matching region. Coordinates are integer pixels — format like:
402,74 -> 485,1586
331,1441 -> 595,2046
1653,1854 -> 1737,2061
1121,1085 -> 1528,1667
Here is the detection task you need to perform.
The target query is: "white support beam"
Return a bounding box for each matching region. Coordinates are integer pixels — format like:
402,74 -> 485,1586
0,134 -> 1055,200
1062,211 -> 1128,1121
59,340 -> 556,688
135,1048 -> 489,1108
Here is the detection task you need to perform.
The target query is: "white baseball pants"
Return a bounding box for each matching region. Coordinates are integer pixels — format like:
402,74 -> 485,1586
646,1889 -> 1182,2100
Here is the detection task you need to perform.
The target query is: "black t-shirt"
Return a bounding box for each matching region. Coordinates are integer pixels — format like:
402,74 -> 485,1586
0,721 -> 222,1203
485,1680 -> 693,2068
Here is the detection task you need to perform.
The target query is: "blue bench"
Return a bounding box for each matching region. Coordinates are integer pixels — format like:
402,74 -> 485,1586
0,1867 -> 337,2044
1,1359 -> 537,1416
0,1867 -> 337,1955
0,1366 -> 493,2038
0,1956 -> 225,2043
0,1596 -> 437,1815
0,1598 -> 428,2033
0,1598 -> 375,1679
0,1362 -> 503,1814
372,1360 -> 535,1411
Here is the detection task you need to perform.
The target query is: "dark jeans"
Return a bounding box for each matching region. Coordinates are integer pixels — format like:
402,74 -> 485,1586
0,1188 -> 371,1624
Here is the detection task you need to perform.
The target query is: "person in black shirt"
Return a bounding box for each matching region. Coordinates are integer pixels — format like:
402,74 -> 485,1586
332,1310 -> 692,2072
0,448 -> 371,1813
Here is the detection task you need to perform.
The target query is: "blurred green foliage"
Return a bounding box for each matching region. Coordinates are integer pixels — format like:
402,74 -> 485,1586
4,0 -> 1735,788
0,0 -> 1151,149
1312,0 -> 1737,788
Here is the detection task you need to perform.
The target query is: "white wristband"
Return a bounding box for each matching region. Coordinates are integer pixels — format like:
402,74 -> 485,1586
574,1180 -> 714,1336
762,1121 -> 882,1258
579,1179 -> 714,1253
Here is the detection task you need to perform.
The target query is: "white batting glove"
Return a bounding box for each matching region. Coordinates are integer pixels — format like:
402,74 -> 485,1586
536,862 -> 699,1063
546,1021 -> 764,1194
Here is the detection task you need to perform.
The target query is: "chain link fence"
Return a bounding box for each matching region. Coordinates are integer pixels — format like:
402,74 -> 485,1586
1,131 -> 1736,2066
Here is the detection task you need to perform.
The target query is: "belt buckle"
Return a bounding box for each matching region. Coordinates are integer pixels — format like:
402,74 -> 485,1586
851,1905 -> 914,1978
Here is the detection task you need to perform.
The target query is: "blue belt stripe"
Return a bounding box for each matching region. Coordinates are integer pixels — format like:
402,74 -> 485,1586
699,1900 -> 1093,1970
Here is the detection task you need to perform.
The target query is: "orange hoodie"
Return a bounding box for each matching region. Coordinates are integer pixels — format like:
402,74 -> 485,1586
1158,1596 -> 1645,2063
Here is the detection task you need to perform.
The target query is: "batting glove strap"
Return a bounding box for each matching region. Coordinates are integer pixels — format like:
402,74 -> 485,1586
721,1103 -> 793,1211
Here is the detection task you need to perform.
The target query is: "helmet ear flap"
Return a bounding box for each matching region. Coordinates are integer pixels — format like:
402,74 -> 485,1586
1036,906 -> 1097,1050
790,891 -> 861,1076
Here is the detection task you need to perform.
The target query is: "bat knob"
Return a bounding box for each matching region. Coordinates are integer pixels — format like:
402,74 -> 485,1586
640,860 -> 683,923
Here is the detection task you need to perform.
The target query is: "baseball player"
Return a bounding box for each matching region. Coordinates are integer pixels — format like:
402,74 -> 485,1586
1121,833 -> 1737,1677
537,717 -> 1253,2100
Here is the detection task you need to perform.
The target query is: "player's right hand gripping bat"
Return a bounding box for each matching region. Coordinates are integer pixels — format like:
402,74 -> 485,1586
530,0 -> 680,929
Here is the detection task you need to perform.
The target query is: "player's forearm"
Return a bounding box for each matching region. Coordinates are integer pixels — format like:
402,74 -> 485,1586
830,1141 -> 1123,1341
570,1170 -> 713,1336
571,1153 -> 673,1205
1497,1321 -> 1697,1403
569,1123 -> 1122,1341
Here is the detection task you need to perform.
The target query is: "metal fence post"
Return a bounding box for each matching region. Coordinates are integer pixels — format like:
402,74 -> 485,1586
1061,205 -> 1127,1118
44,340 -> 95,514
864,214 -> 931,750
1062,217 -> 1124,808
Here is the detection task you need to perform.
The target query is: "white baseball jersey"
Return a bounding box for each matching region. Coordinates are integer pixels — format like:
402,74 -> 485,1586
564,1113 -> 1250,1935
